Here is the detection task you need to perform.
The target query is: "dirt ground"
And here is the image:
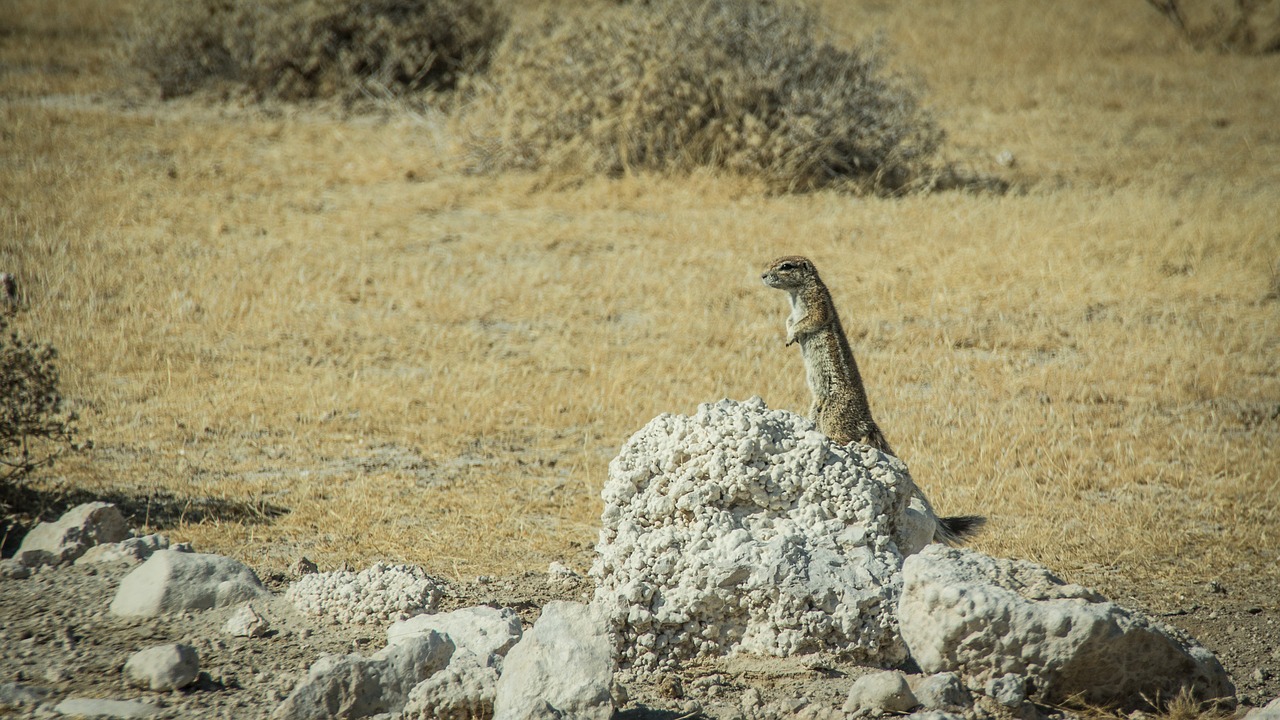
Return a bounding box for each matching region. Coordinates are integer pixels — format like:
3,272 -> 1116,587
2,0 -> 1278,716
0,540 -> 1276,718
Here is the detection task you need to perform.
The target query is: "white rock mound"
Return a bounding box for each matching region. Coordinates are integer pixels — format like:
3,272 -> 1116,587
591,397 -> 918,668
285,563 -> 445,625
899,545 -> 1235,708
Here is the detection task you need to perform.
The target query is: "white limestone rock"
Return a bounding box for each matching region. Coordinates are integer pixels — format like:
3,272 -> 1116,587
984,673 -> 1027,707
273,630 -> 455,719
124,644 -> 200,691
223,603 -> 270,638
492,601 -> 613,720
16,502 -> 129,567
591,397 -> 917,668
842,670 -> 918,716
109,550 -> 268,617
76,533 -> 188,565
285,562 -> 445,625
910,672 -> 971,711
387,606 -> 521,671
54,697 -> 158,717
401,650 -> 498,720
899,545 -> 1235,708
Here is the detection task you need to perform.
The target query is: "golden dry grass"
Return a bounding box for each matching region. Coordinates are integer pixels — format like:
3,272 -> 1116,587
2,0 -> 1277,606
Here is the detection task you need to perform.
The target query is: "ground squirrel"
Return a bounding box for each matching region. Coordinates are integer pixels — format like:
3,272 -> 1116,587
761,255 -> 984,545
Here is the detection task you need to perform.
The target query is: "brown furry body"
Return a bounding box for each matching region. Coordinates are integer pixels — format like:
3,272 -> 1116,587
762,255 -> 983,545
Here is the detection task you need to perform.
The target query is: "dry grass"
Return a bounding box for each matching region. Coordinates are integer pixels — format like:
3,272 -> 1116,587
1,0 -> 1277,615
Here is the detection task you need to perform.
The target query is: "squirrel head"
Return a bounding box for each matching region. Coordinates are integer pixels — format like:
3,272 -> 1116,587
761,255 -> 819,290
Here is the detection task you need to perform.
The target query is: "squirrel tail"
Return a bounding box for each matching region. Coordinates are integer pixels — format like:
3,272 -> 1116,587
934,515 -> 987,546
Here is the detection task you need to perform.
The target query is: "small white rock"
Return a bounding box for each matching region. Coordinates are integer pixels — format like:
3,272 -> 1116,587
223,603 -> 270,638
911,672 -> 971,710
124,644 -> 200,691
842,670 -> 918,715
985,673 -> 1027,707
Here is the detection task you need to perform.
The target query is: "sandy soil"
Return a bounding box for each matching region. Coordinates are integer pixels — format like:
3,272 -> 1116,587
0,546 -> 1275,719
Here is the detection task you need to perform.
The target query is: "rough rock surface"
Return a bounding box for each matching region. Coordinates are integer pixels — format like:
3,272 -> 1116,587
591,397 -> 917,667
272,630 -> 456,719
984,673 -> 1027,707
401,650 -> 499,720
223,602 -> 271,638
76,533 -> 189,565
15,502 -> 129,566
899,545 -> 1235,707
492,601 -> 614,720
285,562 -> 445,624
842,670 -> 918,715
387,605 -> 522,670
910,672 -> 971,711
109,550 -> 269,617
123,643 -> 201,691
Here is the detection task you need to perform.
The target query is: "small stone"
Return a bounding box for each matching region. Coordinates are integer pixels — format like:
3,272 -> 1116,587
843,670 -> 918,715
986,673 -> 1027,707
291,557 -> 318,576
223,603 -> 270,638
547,561 -> 580,579
741,687 -> 763,709
912,672 -> 971,710
124,644 -> 200,691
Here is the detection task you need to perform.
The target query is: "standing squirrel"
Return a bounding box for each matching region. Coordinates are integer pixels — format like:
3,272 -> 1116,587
761,255 -> 984,545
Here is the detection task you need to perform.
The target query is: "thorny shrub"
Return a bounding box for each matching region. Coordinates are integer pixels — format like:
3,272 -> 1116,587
1145,0 -> 1280,53
0,314 -> 77,482
459,0 -> 946,193
131,0 -> 509,100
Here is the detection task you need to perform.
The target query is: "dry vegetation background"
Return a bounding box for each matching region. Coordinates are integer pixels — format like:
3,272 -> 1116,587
1,0 -> 1277,613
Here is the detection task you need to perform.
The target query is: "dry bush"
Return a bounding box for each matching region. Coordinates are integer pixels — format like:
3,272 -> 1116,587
131,0 -> 508,100
0,315 -> 77,483
460,0 -> 946,193
1145,0 -> 1280,52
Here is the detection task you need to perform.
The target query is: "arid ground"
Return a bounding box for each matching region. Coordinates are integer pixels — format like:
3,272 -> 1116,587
1,0 -> 1278,713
